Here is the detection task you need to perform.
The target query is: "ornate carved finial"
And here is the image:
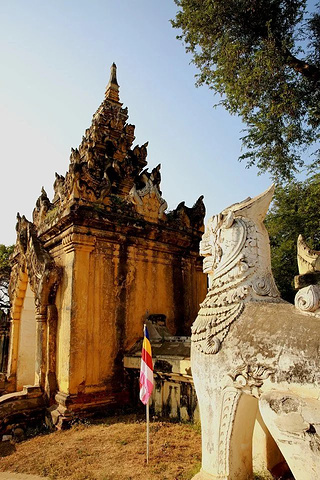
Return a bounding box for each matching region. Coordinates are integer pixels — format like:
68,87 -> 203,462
294,235 -> 320,300
105,62 -> 120,103
297,235 -> 320,275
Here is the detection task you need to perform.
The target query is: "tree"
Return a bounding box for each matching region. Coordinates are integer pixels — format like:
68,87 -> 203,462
172,0 -> 320,182
0,244 -> 14,312
265,174 -> 320,302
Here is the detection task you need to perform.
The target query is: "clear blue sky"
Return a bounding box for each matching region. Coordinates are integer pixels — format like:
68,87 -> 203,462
1,1 -> 281,245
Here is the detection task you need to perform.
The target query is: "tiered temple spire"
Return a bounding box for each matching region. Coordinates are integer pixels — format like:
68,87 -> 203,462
31,62 -> 205,230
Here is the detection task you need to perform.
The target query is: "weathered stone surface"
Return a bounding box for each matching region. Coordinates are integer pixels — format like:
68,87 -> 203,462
191,186 -> 320,480
0,386 -> 46,437
260,392 -> 320,479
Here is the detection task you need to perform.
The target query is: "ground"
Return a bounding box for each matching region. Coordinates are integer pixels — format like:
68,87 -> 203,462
0,415 -> 201,480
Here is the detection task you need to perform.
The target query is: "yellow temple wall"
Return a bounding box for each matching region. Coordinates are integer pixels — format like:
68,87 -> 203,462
51,231 -> 206,399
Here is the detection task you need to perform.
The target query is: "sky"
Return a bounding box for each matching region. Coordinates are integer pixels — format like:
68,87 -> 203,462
0,0 -> 293,246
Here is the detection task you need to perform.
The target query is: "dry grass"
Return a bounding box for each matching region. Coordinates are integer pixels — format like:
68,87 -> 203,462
0,415 -> 201,480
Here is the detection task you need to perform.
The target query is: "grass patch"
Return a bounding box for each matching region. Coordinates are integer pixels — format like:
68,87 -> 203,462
0,415 -> 201,480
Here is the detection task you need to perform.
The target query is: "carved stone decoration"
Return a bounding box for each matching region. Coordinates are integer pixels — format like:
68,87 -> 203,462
129,164 -> 168,221
10,215 -> 61,314
217,388 -> 242,477
167,196 -> 206,231
295,284 -> 320,314
297,235 -> 320,275
192,185 -> 281,355
52,173 -> 65,203
295,235 -> 320,290
228,364 -> 275,396
33,187 -> 52,226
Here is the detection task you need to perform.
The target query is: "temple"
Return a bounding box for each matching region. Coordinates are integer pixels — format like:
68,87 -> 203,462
4,64 -> 206,426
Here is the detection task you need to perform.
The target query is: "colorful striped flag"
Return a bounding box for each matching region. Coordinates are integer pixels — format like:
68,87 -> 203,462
139,324 -> 154,405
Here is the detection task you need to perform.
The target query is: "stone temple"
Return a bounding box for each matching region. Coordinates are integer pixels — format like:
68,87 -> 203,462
2,64 -> 206,427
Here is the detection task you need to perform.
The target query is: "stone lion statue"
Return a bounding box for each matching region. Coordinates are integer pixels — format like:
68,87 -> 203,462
191,185 -> 320,480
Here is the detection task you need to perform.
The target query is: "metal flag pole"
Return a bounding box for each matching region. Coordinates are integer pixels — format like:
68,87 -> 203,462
146,398 -> 150,464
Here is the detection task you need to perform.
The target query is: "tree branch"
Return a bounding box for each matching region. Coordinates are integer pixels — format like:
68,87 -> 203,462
284,47 -> 320,83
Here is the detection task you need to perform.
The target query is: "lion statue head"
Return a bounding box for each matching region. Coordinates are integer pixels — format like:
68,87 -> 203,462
192,185 -> 282,354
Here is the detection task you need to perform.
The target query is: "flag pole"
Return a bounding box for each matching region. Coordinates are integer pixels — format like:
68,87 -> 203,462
146,399 -> 150,464
140,322 -> 153,465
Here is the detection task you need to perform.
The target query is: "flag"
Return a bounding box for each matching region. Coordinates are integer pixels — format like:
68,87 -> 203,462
139,324 -> 154,405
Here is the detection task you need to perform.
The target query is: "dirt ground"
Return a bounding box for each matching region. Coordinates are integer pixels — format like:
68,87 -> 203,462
0,415 -> 201,480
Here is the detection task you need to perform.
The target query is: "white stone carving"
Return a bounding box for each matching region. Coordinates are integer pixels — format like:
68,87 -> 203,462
297,234 -> 320,275
192,185 -> 281,354
295,284 -> 320,314
217,388 -> 242,477
129,165 -> 167,221
229,364 -> 275,396
191,185 -> 320,480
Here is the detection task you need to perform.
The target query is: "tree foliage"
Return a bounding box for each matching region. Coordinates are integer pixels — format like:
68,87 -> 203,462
0,244 -> 14,312
172,0 -> 320,181
265,174 -> 320,302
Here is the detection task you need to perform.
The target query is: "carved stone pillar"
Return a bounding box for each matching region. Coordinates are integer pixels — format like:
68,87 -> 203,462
45,304 -> 58,401
55,233 -> 95,399
66,234 -> 95,395
34,311 -> 47,388
6,317 -> 20,390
